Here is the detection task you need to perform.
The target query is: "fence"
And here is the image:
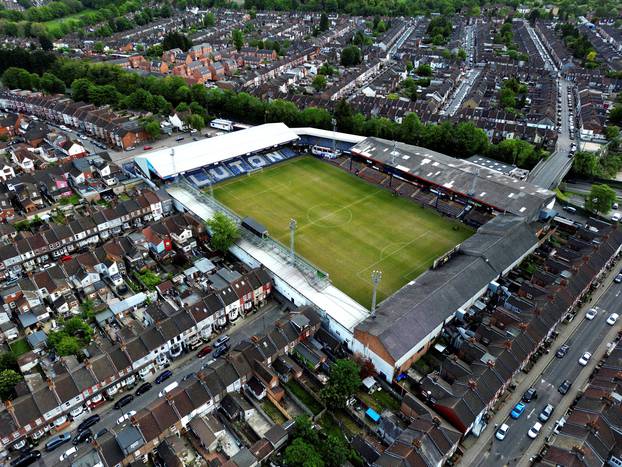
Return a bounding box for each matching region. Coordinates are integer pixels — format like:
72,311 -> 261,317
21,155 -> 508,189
175,179 -> 331,291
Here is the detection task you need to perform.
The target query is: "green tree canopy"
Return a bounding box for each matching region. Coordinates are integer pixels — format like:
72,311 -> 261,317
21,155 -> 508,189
0,352 -> 18,372
143,118 -> 161,139
572,151 -> 599,178
162,31 -> 192,51
283,437 -> 324,467
312,74 -> 326,91
207,212 -> 240,253
586,184 -> 617,214
0,369 -> 23,400
340,45 -> 361,67
232,29 -> 244,51
320,359 -> 361,409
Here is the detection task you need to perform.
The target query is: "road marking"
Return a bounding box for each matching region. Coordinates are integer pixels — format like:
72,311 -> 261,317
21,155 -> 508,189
527,408 -> 535,419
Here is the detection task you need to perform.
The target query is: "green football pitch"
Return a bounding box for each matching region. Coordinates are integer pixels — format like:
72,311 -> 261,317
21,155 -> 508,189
213,156 -> 473,308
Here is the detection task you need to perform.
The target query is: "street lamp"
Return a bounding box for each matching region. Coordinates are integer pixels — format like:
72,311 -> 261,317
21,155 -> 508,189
289,218 -> 297,265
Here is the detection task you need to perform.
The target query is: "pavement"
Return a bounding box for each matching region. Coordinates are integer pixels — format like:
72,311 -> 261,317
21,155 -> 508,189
459,259 -> 622,467
30,301 -> 288,466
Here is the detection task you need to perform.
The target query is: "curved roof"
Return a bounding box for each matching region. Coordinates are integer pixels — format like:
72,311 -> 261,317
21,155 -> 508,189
135,123 -> 299,179
293,127 -> 366,144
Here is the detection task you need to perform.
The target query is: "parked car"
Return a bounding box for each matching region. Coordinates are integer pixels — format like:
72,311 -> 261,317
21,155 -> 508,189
72,429 -> 92,445
556,344 -> 570,358
135,382 -> 152,396
522,387 -> 538,402
495,423 -> 509,441
213,345 -> 229,358
197,345 -> 212,358
10,450 -> 40,467
155,370 -> 173,384
558,379 -> 572,394
77,414 -> 100,432
607,313 -> 619,325
59,446 -> 77,461
511,402 -> 526,419
579,352 -> 592,366
615,274 -> 622,284
527,422 -> 542,439
45,433 -> 71,452
175,137 -> 184,142
585,308 -> 598,320
116,410 -> 136,425
113,394 -> 134,409
143,145 -> 153,150
93,428 -> 108,440
538,404 -> 555,422
612,214 -> 620,222
214,335 -> 230,348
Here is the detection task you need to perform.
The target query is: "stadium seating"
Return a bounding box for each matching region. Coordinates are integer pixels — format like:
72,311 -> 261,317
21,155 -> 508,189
225,158 -> 252,176
187,169 -> 213,188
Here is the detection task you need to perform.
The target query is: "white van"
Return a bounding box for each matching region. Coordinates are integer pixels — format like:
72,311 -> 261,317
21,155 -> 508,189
158,381 -> 179,398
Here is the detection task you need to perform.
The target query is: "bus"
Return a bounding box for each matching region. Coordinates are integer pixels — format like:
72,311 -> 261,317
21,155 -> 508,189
311,145 -> 341,159
210,118 -> 234,132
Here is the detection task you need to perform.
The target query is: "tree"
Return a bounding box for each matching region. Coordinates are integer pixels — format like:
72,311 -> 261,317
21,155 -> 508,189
55,335 -> 81,356
186,113 -> 205,130
162,31 -> 191,51
283,438 -> 324,467
40,72 -> 65,94
38,34 -> 53,51
319,12 -> 329,31
610,105 -> 622,125
231,28 -> 244,51
293,415 -> 319,445
203,12 -> 215,27
71,78 -> 92,101
312,74 -> 326,91
0,352 -> 18,372
572,151 -> 599,177
416,63 -> 432,77
606,126 -> 620,141
585,184 -> 616,214
0,369 -> 23,400
320,359 -> 361,409
143,118 -> 161,139
93,41 -> 105,53
63,317 -> 94,344
321,434 -> 350,467
1,67 -> 37,90
207,212 -> 240,253
340,45 -> 361,66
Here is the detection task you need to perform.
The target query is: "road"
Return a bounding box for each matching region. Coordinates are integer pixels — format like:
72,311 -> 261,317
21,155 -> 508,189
524,20 -> 557,72
31,301 -> 287,466
440,67 -> 481,116
527,79 -> 574,189
476,279 -> 622,467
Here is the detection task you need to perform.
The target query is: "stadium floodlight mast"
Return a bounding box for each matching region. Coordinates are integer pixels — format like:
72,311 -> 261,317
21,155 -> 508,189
170,148 -> 176,181
289,218 -> 297,265
371,270 -> 382,316
331,118 -> 337,155
390,141 -> 398,166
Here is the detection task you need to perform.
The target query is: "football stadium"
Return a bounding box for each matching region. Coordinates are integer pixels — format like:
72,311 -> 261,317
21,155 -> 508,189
138,122 -> 558,381
212,156 -> 473,307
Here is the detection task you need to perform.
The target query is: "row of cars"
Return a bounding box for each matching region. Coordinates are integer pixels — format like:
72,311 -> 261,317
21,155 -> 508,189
496,387 -> 554,441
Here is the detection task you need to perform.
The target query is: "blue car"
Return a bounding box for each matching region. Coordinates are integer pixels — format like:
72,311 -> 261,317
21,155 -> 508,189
510,402 -> 526,419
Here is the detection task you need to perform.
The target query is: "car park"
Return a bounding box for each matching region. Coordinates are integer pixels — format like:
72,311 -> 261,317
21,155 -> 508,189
511,402 -> 526,419
528,422 -> 542,439
59,446 -> 77,461
10,450 -> 41,467
559,379 -> 572,394
72,429 -> 92,445
113,394 -> 134,409
45,433 -> 71,452
538,404 -> 555,422
522,387 -> 537,402
495,423 -> 509,440
155,369 -> 173,384
556,344 -> 570,358
579,352 -> 592,366
77,414 -> 100,432
116,410 -> 136,425
607,313 -> 619,325
135,382 -> 152,396
585,308 -> 598,320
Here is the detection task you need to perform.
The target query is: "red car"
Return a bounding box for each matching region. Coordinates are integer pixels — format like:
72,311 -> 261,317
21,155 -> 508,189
197,345 -> 212,358
143,145 -> 153,150
60,255 -> 73,262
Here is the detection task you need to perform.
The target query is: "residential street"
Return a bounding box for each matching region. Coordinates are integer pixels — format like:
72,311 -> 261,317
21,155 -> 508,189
527,79 -> 574,189
33,301 -> 287,466
460,264 -> 622,467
